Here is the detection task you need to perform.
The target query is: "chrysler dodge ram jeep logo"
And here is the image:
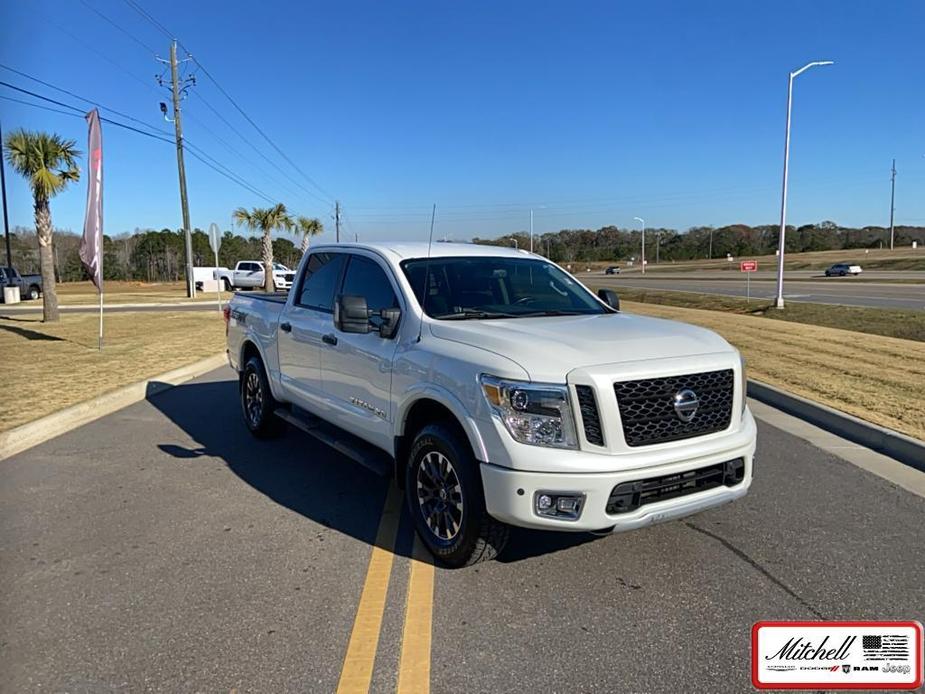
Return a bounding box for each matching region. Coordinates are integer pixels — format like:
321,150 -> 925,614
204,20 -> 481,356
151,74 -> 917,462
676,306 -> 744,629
673,388 -> 699,422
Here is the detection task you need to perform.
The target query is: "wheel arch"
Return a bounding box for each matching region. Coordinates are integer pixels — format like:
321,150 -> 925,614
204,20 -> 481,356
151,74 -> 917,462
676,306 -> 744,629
394,389 -> 488,488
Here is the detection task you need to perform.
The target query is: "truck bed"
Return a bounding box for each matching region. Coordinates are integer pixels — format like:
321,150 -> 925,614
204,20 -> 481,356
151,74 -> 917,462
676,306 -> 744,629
237,291 -> 289,303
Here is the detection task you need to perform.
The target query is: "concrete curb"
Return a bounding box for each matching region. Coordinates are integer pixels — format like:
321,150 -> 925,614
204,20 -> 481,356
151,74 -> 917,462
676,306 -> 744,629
747,380 -> 925,472
0,353 -> 228,462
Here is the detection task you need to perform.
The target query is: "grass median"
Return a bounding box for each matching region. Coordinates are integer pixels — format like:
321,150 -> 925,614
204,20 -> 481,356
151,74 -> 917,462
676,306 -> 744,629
55,280 -> 219,304
603,286 -> 925,342
0,311 -> 225,432
621,300 -> 925,441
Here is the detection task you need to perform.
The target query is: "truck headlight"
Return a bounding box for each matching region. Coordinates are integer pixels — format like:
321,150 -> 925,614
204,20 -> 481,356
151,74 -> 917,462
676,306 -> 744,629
740,353 -> 747,414
479,375 -> 578,449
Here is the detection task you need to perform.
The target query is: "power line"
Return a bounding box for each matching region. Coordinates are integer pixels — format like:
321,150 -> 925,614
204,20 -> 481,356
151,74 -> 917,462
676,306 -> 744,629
119,0 -> 174,39
77,0 -> 158,54
188,57 -> 334,204
0,82 -> 279,205
0,64 -> 170,138
111,0 -> 335,207
186,91 -> 315,202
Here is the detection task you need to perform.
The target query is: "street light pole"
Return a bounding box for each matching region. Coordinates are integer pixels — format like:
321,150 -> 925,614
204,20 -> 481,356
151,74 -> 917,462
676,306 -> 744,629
510,237 -> 518,249
634,216 -> 646,274
774,60 -> 833,309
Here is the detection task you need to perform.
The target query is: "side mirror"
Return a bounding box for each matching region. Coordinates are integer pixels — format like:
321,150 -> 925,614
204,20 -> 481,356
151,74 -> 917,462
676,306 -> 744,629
379,308 -> 401,339
597,288 -> 620,311
335,295 -> 372,334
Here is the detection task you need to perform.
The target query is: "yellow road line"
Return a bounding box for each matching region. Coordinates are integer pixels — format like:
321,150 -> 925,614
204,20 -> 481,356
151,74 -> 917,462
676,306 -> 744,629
335,485 -> 403,694
397,534 -> 435,694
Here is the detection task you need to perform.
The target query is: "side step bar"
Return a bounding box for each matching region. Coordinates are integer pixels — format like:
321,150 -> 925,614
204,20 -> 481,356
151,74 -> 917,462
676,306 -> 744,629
273,406 -> 393,478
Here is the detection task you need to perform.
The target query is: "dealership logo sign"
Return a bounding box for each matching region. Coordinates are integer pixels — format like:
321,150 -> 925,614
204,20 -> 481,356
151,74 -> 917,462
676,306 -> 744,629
752,621 -> 923,689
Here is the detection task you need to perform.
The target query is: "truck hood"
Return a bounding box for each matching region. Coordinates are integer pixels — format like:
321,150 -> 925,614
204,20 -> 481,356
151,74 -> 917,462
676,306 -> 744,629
428,312 -> 733,382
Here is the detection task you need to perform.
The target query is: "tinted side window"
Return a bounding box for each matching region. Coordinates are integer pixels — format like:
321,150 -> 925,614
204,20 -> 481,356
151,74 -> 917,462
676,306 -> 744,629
340,256 -> 398,327
297,253 -> 346,312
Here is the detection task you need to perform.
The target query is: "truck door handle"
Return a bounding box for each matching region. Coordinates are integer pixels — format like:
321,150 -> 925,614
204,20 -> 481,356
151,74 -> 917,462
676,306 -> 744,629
280,322 -> 292,333
322,333 -> 338,346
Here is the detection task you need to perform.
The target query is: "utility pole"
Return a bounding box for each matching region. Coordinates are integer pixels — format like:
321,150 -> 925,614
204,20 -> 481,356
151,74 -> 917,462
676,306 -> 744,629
158,41 -> 196,297
708,228 -> 713,260
656,231 -> 661,264
335,201 -> 342,243
889,158 -> 896,250
0,119 -> 13,282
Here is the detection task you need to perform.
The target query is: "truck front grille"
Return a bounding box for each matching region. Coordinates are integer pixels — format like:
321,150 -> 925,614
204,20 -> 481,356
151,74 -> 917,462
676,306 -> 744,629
606,458 -> 745,515
574,385 -> 604,446
613,369 -> 733,447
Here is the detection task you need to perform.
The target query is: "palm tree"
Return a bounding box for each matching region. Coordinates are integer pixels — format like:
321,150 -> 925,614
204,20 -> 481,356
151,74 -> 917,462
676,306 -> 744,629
232,203 -> 293,292
3,129 -> 80,322
294,216 -> 324,253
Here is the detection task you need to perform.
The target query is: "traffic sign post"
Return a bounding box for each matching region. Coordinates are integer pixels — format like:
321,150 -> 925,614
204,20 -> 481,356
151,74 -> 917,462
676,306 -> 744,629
740,260 -> 757,302
208,223 -> 223,312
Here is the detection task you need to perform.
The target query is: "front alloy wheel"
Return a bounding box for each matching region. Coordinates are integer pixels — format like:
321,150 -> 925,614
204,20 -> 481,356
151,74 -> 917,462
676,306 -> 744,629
406,423 -> 509,567
416,451 -> 464,542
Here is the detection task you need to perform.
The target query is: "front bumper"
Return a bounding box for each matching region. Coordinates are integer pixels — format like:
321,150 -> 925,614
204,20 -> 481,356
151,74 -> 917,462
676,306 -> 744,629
480,410 -> 756,532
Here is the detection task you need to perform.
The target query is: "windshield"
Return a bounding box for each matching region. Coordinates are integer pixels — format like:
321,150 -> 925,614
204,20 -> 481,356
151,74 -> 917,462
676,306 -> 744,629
273,263 -> 290,271
401,256 -> 609,319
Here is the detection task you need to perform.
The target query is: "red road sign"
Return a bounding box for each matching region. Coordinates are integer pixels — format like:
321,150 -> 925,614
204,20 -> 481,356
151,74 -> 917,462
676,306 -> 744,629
740,260 -> 758,272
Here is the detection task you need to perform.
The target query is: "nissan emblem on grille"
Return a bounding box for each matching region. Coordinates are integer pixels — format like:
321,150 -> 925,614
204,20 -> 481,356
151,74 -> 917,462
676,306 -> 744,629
673,389 -> 699,422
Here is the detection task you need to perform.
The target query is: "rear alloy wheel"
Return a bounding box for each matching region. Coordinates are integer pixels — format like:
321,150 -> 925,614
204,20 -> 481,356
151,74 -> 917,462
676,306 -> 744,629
406,423 -> 509,567
28,286 -> 40,300
241,355 -> 285,438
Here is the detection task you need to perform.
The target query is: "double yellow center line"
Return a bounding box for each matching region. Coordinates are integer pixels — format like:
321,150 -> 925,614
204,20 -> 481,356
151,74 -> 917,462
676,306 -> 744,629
336,486 -> 436,694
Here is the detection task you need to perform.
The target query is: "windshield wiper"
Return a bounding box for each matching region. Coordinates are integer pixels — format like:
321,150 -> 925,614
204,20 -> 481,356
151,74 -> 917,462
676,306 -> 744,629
435,309 -> 520,320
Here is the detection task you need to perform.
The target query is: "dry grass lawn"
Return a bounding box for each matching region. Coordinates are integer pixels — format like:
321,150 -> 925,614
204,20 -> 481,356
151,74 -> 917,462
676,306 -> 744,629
0,311 -> 225,432
55,281 -> 217,304
623,301 -> 925,441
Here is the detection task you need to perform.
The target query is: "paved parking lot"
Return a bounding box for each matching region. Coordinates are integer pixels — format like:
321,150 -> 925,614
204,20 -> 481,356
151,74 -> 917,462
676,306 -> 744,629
2,367 -> 923,692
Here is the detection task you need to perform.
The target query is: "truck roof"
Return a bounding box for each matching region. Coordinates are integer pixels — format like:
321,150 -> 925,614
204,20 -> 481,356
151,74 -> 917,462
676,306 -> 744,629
307,241 -> 536,262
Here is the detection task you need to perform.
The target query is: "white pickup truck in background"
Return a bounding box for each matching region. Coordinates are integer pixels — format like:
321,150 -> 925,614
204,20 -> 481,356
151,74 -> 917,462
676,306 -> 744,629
224,242 -> 756,567
213,261 -> 296,291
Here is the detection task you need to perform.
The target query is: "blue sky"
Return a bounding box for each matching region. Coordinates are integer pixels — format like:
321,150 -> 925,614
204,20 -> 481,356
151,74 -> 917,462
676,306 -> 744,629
1,0 -> 923,244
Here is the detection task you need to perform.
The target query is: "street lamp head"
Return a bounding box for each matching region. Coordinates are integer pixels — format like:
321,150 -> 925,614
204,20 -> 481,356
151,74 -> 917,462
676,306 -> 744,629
791,60 -> 835,78
633,216 -> 644,225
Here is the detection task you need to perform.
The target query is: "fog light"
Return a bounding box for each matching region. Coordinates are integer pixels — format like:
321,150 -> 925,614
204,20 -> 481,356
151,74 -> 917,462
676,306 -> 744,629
534,492 -> 585,521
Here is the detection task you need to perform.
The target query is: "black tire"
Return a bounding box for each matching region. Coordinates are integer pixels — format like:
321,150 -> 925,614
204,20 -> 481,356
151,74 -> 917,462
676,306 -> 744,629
28,285 -> 40,300
405,423 -> 509,567
240,355 -> 286,438
222,278 -> 232,292
840,271 -> 846,277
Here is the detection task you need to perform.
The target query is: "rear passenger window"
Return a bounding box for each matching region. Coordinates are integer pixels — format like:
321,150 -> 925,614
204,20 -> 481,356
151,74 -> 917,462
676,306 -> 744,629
340,256 -> 399,327
297,253 -> 346,312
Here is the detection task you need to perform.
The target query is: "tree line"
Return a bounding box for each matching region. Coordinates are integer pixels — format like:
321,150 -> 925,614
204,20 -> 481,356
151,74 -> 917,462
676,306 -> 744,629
4,225 -> 310,284
7,219 -> 925,286
474,221 -> 925,263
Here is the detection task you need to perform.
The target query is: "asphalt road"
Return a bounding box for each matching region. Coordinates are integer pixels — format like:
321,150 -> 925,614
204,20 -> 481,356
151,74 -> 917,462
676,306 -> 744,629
2,367 -> 923,692
595,276 -> 925,310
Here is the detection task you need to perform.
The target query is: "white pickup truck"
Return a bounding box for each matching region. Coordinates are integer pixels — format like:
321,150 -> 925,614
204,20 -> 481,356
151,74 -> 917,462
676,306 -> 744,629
214,261 -> 296,291
224,242 -> 756,567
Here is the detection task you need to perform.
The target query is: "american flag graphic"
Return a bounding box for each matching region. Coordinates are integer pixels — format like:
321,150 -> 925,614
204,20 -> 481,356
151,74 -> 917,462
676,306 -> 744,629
862,634 -> 910,660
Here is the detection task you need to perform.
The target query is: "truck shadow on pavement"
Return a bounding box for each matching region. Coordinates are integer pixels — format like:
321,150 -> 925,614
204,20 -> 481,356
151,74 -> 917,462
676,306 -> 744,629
147,377 -> 600,566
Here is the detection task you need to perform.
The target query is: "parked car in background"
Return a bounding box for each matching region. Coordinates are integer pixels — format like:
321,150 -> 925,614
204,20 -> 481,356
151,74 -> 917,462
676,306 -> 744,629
213,261 -> 296,290
824,263 -> 862,277
224,242 -> 755,567
0,266 -> 42,301
605,266 -> 620,275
